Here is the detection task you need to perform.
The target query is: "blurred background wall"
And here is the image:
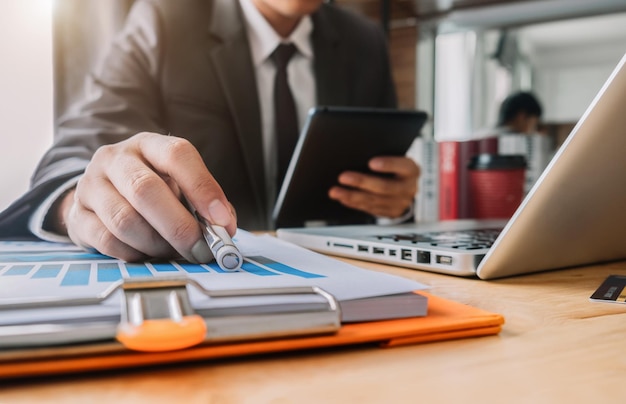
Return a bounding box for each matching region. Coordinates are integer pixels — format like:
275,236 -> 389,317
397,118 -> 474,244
0,0 -> 54,211
0,0 -> 132,211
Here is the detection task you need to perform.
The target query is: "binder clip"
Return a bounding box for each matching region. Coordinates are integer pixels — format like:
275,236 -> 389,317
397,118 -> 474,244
117,276 -> 342,352
116,278 -> 208,352
0,276 -> 341,352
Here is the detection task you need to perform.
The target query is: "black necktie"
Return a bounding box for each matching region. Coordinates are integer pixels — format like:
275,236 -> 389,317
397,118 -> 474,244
271,43 -> 299,189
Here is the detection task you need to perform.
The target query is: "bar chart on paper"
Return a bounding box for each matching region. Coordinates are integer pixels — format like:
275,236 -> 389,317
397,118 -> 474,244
0,250 -> 325,286
0,242 -> 330,302
0,230 -> 427,315
0,232 -> 429,336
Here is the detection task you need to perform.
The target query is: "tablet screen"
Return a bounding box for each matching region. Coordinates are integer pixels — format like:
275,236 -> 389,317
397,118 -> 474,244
273,106 -> 428,228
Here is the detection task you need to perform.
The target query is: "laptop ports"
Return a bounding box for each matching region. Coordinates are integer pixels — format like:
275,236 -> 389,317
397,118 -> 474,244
331,242 -> 353,249
401,249 -> 412,261
436,255 -> 453,265
372,247 -> 385,255
417,250 -> 431,264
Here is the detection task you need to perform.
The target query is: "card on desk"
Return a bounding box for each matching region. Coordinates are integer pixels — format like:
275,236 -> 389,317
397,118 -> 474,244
590,275 -> 626,303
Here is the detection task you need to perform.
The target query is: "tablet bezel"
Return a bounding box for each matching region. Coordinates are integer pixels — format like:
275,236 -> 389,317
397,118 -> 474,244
272,106 -> 428,229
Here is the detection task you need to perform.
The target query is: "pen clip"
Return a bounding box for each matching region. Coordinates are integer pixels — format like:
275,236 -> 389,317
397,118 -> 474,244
198,216 -> 228,249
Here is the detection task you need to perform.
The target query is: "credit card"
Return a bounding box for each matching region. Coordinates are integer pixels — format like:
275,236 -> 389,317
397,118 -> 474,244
590,275 -> 626,303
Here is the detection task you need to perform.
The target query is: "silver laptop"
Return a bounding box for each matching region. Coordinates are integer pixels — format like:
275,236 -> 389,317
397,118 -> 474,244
277,53 -> 626,280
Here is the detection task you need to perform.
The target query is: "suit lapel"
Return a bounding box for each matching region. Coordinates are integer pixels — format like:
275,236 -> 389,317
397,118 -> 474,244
204,3 -> 349,221
207,0 -> 267,217
311,8 -> 349,106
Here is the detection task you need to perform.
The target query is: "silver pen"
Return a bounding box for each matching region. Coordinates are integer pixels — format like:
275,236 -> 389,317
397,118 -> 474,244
181,191 -> 242,271
194,212 -> 243,271
167,134 -> 242,270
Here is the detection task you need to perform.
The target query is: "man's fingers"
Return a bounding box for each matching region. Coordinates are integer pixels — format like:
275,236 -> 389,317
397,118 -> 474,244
337,171 -> 416,199
75,174 -> 177,259
76,133 -> 223,263
94,146 -> 208,262
336,156 -> 420,201
64,132 -> 237,263
134,133 -> 237,235
330,156 -> 420,219
66,200 -> 149,262
369,156 -> 421,178
329,186 -> 412,218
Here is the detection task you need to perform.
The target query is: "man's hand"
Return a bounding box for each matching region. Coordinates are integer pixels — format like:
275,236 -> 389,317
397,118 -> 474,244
328,156 -> 420,219
52,132 -> 237,263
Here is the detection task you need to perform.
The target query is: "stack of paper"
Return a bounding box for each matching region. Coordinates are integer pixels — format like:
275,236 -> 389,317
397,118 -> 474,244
0,231 -> 428,348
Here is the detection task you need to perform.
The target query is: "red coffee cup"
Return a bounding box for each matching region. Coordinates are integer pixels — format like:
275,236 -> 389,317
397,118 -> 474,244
468,154 -> 527,219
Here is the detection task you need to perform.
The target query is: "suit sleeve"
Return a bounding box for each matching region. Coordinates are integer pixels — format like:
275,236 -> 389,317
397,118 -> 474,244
0,0 -> 168,239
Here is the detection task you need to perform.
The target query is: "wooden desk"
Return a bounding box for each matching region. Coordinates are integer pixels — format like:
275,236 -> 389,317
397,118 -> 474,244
2,258 -> 626,402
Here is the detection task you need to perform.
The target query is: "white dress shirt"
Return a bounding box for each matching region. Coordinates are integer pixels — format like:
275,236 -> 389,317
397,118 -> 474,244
238,0 -> 316,206
238,1 -> 412,225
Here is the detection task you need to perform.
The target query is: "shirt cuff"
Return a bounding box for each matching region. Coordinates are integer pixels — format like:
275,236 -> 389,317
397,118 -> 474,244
376,202 -> 415,226
28,175 -> 82,243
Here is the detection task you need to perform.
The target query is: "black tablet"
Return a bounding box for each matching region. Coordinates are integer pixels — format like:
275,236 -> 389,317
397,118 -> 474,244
273,106 -> 428,228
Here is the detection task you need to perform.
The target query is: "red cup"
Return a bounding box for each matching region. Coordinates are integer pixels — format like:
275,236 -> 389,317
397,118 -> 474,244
468,154 -> 527,219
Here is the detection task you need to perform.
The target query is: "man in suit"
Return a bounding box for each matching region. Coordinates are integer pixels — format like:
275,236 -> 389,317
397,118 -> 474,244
0,0 -> 420,264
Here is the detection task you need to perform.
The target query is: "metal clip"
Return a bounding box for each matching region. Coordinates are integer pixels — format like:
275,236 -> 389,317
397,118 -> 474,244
0,275 -> 341,352
116,278 -> 207,352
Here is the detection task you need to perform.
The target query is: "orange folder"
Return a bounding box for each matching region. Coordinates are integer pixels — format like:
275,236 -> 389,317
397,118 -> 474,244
0,293 -> 504,380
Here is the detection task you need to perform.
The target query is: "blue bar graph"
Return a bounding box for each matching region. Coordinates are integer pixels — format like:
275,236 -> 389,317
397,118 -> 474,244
0,254 -> 326,288
248,256 -> 325,279
32,264 -> 63,279
126,264 -> 153,278
4,265 -> 34,276
176,262 -> 209,273
205,262 -> 228,273
151,263 -> 180,273
241,261 -> 279,276
97,263 -> 123,282
0,251 -> 108,263
61,264 -> 91,286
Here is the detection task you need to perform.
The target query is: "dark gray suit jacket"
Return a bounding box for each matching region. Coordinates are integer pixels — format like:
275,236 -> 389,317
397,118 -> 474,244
0,0 -> 396,237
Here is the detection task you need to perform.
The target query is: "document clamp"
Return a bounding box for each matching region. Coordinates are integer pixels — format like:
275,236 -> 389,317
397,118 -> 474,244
0,276 -> 341,352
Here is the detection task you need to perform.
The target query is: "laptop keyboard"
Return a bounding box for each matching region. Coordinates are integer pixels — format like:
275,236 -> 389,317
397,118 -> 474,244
369,228 -> 502,250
